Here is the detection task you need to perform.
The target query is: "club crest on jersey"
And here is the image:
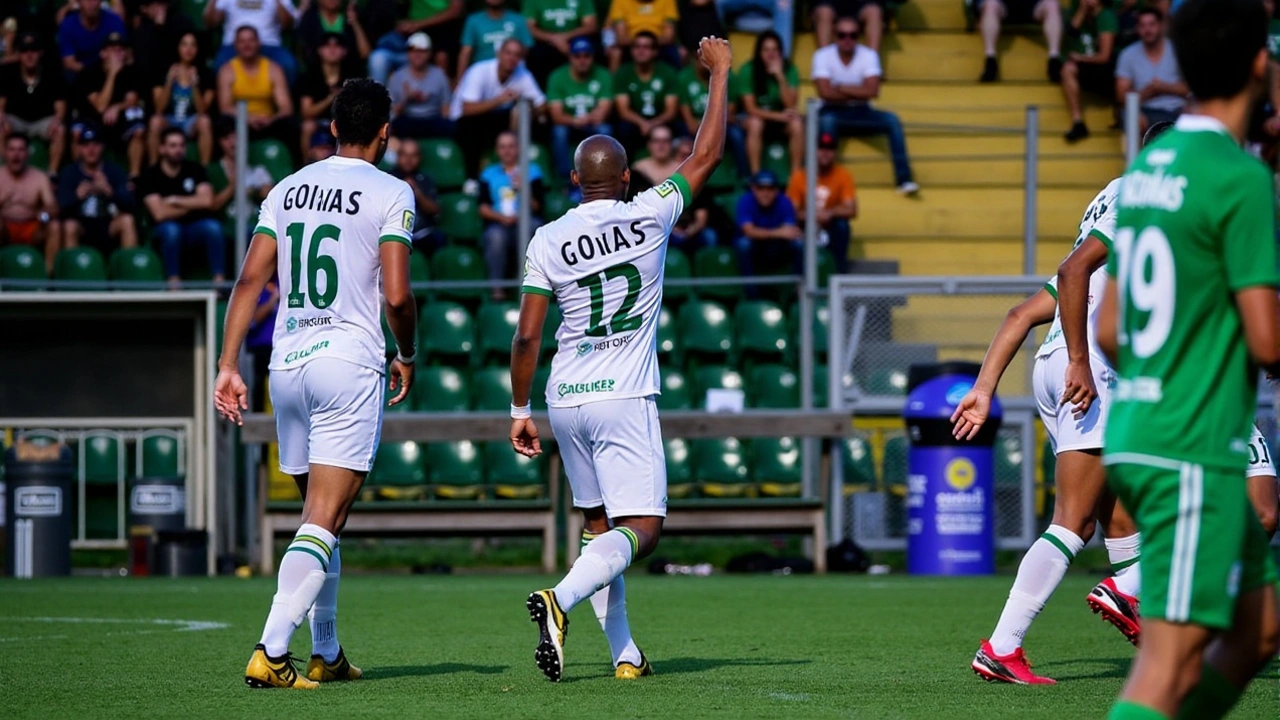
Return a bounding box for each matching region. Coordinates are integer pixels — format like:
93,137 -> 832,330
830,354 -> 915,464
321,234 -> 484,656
655,180 -> 676,198
403,209 -> 415,232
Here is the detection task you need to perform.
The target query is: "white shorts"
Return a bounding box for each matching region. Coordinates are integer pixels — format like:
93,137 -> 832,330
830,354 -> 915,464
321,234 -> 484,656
1034,349 -> 1115,455
270,358 -> 384,475
1247,424 -> 1276,479
549,396 -> 668,518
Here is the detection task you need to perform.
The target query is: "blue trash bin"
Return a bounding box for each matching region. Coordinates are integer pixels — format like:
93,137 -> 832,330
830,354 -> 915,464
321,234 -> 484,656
904,362 -> 1002,575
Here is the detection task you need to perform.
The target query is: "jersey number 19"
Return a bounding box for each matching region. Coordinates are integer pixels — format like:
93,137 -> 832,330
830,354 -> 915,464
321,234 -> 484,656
286,222 -> 341,310
1115,226 -> 1175,358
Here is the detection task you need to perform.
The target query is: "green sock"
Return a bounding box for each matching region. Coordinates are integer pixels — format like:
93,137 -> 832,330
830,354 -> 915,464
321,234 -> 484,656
1176,666 -> 1242,720
1108,700 -> 1169,720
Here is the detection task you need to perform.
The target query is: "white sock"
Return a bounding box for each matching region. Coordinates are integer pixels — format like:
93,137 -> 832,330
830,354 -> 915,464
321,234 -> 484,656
582,532 -> 641,667
308,541 -> 341,663
260,523 -> 335,657
1105,533 -> 1141,598
989,524 -> 1084,656
553,527 -> 637,613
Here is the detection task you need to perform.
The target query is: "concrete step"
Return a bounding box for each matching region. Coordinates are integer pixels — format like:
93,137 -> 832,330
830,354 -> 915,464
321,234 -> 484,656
849,186 -> 1102,239
852,235 -> 1075,275
844,152 -> 1122,188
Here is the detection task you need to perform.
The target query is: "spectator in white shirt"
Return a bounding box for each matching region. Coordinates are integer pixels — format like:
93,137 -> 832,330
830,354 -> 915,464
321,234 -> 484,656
449,38 -> 546,174
204,0 -> 299,84
812,16 -> 916,195
1114,7 -> 1187,135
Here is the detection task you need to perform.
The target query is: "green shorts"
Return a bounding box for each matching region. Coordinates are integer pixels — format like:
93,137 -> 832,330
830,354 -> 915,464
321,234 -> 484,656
1106,457 -> 1278,629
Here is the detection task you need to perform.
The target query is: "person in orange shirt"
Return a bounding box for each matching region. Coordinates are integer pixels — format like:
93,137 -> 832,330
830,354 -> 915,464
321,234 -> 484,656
786,131 -> 857,271
606,0 -> 680,69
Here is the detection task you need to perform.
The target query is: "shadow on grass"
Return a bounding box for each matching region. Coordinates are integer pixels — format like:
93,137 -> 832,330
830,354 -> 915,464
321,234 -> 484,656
554,657 -> 814,684
1035,657 -> 1131,681
364,663 -> 508,680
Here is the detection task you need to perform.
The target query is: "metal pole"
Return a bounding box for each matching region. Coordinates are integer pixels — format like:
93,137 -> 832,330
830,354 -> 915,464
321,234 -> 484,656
517,99 -> 532,277
1019,411 -> 1036,550
1124,91 -> 1140,164
800,99 -> 819,506
234,101 -> 249,272
1022,105 -> 1038,276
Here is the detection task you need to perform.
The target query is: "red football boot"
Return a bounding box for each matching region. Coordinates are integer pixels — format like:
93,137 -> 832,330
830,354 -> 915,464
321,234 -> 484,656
971,640 -> 1056,685
1087,577 -> 1141,646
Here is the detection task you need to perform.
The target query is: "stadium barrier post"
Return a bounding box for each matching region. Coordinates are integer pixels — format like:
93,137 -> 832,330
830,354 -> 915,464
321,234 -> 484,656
517,99 -> 532,276
1021,105 -> 1038,276
234,101 -> 249,272
1124,91 -> 1140,164
801,100 -> 819,521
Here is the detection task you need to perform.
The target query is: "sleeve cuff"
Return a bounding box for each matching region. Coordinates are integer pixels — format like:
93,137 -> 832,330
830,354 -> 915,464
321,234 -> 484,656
1088,228 -> 1113,250
253,225 -> 276,239
670,173 -> 694,207
379,234 -> 413,249
521,285 -> 553,297
1044,283 -> 1058,300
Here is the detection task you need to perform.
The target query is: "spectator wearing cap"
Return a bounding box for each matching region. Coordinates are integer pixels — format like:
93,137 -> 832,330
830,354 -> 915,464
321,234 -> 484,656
0,134 -> 63,275
615,31 -> 681,155
813,16 -> 917,195
300,32 -> 358,159
56,124 -> 138,258
457,0 -> 534,84
137,126 -> 222,288
75,32 -> 147,177
736,169 -> 801,279
388,139 -> 443,251
57,0 -> 128,77
1114,7 -> 1186,136
1060,0 -> 1117,143
811,0 -> 884,53
740,30 -> 802,175
216,26 -> 299,164
547,37 -> 613,184
207,116 -> 274,240
366,0 -> 466,86
132,0 -> 199,89
148,31 -> 215,170
0,33 -> 67,175
388,32 -> 455,140
450,38 -> 546,174
606,0 -> 680,71
523,0 -> 599,85
678,59 -> 750,182
786,131 -> 856,272
479,131 -> 544,297
296,0 -> 371,71
204,0 -> 300,85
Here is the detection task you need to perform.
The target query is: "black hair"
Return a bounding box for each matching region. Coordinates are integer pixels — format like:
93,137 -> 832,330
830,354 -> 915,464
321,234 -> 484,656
751,31 -> 794,101
234,24 -> 259,40
633,31 -> 659,48
214,115 -> 236,140
159,126 -> 187,145
1143,119 -> 1175,146
1170,0 -> 1267,100
1136,6 -> 1163,22
176,30 -> 204,64
5,133 -> 30,148
332,78 -> 391,148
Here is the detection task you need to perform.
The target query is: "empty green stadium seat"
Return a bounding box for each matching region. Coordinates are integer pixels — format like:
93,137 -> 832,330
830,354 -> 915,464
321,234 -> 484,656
694,437 -> 751,496
409,251 -> 430,285
472,367 -> 513,411
996,435 -> 1023,484
817,246 -> 837,289
54,247 -> 107,285
882,436 -> 908,487
655,304 -> 678,361
762,143 -> 791,182
663,248 -> 692,304
140,433 -> 181,478
543,193 -> 572,221
753,436 -> 802,497
418,301 -> 474,362
708,153 -> 740,192
108,247 -> 164,284
371,441 -> 427,499
678,299 -> 733,361
692,246 -> 742,302
28,138 -> 50,171
249,139 -> 293,183
477,302 -> 519,364
735,300 -> 788,363
865,368 -> 908,396
418,139 -> 466,190
789,303 -> 830,360
842,436 -> 877,490
531,365 -> 552,409
714,192 -> 738,224
425,441 -> 485,499
541,302 -> 561,357
418,366 -> 470,412
429,243 -> 485,303
749,364 -> 799,408
657,367 -> 691,410
486,442 -> 544,499
82,432 -> 123,486
665,437 -> 695,498
437,193 -> 483,243
0,245 -> 46,286
693,365 -> 743,408
813,363 -> 829,408
384,367 -> 417,412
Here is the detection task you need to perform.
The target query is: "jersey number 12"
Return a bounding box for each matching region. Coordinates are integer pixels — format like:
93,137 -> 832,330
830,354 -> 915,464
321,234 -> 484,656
286,222 -> 340,310
577,262 -> 643,337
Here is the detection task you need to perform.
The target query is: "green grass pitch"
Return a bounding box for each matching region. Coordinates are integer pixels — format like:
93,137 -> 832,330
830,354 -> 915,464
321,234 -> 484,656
2,574 -> 1276,719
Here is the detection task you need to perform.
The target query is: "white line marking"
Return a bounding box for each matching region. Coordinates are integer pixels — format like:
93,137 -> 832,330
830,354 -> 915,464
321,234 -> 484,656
0,616 -> 231,637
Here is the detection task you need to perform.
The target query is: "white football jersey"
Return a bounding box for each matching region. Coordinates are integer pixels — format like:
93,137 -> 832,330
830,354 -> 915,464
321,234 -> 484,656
256,156 -> 415,374
1036,177 -> 1120,366
522,175 -> 690,407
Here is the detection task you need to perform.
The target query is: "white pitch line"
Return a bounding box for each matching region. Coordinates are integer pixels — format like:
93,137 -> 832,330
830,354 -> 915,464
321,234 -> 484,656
0,617 -> 230,632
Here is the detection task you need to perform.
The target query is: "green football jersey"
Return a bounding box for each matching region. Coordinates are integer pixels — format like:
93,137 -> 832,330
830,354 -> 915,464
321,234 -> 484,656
547,65 -> 612,118
1106,115 -> 1280,471
523,0 -> 595,32
616,62 -> 677,120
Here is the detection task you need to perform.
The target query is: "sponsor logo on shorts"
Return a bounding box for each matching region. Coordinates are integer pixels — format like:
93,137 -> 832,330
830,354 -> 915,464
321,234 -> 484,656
285,316 -> 333,333
284,340 -> 330,364
557,378 -> 616,398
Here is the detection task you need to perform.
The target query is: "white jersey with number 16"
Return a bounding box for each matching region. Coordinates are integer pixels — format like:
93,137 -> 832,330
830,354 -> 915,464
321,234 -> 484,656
522,175 -> 691,408
255,156 -> 416,374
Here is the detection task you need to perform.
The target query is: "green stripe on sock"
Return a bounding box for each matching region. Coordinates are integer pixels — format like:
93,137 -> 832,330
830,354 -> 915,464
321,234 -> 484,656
1111,555 -> 1140,572
617,527 -> 639,558
1041,532 -> 1076,562
580,531 -> 599,549
285,545 -> 329,570
294,535 -> 333,560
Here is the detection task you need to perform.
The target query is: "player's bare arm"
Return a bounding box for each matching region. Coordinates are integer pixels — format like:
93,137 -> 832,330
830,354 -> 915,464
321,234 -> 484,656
510,292 -> 549,457
1235,286 -> 1280,374
1057,235 -> 1108,415
672,37 -> 732,196
381,241 -> 417,406
214,232 -> 278,426
951,288 -> 1056,440
1096,277 -> 1118,365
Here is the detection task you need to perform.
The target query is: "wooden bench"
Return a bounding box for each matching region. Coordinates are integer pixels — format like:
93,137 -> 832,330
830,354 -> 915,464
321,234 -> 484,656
566,498 -> 828,573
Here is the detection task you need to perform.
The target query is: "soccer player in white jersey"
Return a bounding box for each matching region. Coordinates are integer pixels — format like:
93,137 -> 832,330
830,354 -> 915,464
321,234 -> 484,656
507,36 -> 734,683
213,79 -> 418,689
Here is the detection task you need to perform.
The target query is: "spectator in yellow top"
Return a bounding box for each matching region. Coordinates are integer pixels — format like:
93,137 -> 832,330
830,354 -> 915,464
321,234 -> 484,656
216,26 -> 298,163
606,0 -> 680,70
786,132 -> 856,272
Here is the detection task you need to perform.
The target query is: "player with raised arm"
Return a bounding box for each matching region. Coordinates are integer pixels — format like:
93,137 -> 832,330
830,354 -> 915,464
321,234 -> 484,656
1098,0 -> 1280,715
214,79 -> 418,690
508,36 -> 733,683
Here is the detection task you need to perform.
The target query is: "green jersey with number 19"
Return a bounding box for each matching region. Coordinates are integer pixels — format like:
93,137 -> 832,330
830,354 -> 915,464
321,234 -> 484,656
522,174 -> 691,407
1106,115 -> 1280,471
255,156 -> 416,374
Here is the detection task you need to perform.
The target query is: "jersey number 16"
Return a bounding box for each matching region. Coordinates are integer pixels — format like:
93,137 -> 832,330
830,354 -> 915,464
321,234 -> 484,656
285,222 -> 340,310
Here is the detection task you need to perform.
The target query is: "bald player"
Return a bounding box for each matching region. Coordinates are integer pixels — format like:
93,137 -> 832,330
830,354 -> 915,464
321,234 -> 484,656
509,36 -> 734,683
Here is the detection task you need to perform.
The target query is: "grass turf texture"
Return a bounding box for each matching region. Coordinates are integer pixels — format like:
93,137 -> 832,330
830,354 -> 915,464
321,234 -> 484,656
3,575 -> 1276,719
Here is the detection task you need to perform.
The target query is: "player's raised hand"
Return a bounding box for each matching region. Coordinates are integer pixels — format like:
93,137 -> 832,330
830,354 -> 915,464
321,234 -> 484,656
387,357 -> 415,407
950,389 -> 991,441
511,418 -> 542,457
213,368 -> 249,426
1060,359 -> 1097,418
697,36 -> 732,74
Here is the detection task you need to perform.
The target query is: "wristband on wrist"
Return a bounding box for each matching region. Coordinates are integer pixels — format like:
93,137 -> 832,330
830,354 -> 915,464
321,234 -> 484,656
510,402 -> 532,419
395,349 -> 416,365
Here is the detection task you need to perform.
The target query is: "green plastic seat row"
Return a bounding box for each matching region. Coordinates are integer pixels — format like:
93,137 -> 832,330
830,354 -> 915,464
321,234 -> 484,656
368,440 -> 545,490
382,365 -> 553,412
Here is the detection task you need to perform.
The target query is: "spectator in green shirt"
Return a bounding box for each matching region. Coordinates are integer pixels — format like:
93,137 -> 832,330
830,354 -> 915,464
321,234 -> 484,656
547,37 -> 613,184
739,30 -> 802,174
457,0 -> 534,84
614,31 -> 680,155
678,58 -> 750,176
367,0 -> 465,85
1060,0 -> 1117,142
523,0 -> 599,86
